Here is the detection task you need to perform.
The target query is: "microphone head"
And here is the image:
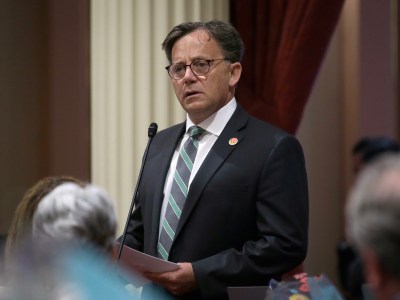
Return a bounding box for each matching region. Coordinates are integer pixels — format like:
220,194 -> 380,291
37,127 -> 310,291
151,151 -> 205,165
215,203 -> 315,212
148,122 -> 158,138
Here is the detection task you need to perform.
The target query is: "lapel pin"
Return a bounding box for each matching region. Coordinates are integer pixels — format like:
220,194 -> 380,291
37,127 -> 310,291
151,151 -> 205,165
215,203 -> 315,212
229,137 -> 238,145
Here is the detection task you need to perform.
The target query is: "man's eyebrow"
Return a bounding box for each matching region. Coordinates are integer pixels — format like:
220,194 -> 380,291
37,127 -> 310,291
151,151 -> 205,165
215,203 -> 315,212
172,56 -> 209,64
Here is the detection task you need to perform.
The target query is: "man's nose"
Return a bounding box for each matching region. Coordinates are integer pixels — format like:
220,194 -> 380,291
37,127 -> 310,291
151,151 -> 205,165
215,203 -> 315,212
183,65 -> 197,80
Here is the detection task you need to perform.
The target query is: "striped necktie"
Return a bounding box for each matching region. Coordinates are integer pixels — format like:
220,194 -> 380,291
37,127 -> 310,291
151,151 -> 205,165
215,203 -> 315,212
157,126 -> 205,260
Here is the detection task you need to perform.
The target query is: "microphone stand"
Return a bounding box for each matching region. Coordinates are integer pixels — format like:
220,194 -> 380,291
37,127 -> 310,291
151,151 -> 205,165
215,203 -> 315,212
116,122 -> 158,264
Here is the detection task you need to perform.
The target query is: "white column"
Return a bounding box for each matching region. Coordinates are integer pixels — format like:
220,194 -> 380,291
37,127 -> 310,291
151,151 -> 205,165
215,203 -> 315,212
91,0 -> 229,233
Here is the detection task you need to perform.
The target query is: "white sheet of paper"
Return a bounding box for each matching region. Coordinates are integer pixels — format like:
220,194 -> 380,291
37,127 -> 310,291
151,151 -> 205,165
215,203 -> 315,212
118,244 -> 180,286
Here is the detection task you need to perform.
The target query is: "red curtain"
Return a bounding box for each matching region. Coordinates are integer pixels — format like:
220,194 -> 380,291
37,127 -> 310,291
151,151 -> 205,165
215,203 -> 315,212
230,0 -> 344,134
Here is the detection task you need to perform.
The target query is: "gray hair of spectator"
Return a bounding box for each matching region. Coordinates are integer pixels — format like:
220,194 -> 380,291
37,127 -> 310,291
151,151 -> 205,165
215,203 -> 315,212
346,153 -> 400,278
33,182 -> 117,252
162,20 -> 244,64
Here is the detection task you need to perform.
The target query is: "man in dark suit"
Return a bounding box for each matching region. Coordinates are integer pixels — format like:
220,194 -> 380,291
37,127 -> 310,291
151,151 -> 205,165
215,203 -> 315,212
123,20 -> 308,300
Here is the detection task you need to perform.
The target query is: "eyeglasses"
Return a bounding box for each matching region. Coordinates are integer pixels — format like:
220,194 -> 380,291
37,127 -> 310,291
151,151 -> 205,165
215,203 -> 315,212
165,58 -> 227,80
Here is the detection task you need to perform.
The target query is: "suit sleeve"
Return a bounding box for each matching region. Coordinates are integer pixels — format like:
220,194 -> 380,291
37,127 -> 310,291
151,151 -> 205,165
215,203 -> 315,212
192,134 -> 309,299
117,195 -> 145,252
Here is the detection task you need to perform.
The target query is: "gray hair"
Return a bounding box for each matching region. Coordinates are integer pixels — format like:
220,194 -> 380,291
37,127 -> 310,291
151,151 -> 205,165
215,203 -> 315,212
346,153 -> 400,278
162,20 -> 244,64
33,182 -> 117,252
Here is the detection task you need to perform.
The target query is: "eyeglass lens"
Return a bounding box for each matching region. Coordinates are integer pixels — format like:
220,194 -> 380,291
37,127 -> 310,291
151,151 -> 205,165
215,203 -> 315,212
168,60 -> 211,79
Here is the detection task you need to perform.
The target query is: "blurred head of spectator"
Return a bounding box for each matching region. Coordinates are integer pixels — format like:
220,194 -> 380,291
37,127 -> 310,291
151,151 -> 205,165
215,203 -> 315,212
2,182 -> 125,300
4,176 -> 83,269
32,182 -> 117,254
346,153 -> 400,300
352,137 -> 400,175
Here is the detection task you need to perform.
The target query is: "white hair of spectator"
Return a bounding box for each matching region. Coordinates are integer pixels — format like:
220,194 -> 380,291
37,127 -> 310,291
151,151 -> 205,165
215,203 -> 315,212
33,182 -> 117,252
346,153 -> 400,278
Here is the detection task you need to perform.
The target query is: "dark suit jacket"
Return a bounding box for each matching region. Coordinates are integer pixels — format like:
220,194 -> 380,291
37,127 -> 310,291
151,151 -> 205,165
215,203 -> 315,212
124,105 -> 309,300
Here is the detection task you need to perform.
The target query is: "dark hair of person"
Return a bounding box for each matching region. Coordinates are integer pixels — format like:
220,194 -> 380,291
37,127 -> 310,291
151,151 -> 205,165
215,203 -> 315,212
352,137 -> 400,163
161,20 -> 244,64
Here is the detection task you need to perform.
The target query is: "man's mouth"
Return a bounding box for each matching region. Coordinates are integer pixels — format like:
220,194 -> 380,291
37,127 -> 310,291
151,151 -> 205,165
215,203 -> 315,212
184,91 -> 200,98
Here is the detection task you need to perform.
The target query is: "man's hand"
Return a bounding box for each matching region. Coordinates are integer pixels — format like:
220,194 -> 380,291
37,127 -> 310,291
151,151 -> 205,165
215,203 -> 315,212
143,262 -> 197,296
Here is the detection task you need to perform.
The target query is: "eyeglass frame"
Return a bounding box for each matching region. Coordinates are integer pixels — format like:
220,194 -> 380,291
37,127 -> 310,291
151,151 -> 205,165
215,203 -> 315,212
165,58 -> 228,80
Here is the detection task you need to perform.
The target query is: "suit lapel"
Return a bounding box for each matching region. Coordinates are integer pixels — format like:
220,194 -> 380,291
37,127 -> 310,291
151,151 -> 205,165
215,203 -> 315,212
175,106 -> 249,237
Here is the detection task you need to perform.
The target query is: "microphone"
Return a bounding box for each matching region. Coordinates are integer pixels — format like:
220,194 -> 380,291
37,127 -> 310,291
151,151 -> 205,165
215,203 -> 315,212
148,122 -> 158,138
116,122 -> 158,264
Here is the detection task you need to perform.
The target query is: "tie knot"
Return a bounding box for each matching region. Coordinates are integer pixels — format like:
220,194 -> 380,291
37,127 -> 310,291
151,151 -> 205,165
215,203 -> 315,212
188,126 -> 205,140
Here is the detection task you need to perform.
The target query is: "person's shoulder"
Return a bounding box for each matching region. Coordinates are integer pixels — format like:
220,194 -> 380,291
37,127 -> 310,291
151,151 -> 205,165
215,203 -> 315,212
152,123 -> 184,139
250,116 -> 288,134
245,114 -> 296,143
150,122 -> 185,146
156,123 -> 184,135
235,105 -> 293,138
239,112 -> 303,152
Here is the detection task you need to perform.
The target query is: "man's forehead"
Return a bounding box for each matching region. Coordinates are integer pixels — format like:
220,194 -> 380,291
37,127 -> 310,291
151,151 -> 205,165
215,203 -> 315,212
177,29 -> 213,46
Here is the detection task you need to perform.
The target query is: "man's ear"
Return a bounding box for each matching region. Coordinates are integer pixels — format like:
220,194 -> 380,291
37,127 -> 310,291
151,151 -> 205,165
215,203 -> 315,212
229,62 -> 242,87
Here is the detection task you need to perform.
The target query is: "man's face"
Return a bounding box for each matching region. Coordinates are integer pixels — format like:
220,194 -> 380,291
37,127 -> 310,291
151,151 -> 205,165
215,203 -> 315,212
169,30 -> 241,124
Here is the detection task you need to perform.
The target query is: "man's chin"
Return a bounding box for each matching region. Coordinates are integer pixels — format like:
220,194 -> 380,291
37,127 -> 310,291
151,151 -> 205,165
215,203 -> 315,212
185,107 -> 211,123
182,99 -> 205,112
